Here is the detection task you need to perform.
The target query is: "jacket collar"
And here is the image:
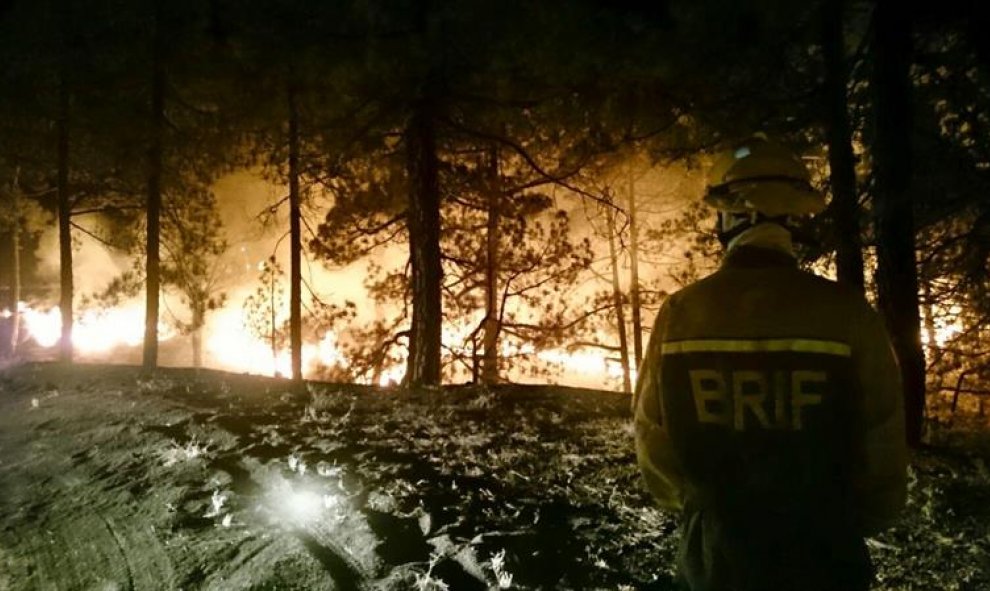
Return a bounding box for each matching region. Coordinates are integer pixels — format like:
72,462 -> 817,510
721,222 -> 797,269
722,245 -> 798,269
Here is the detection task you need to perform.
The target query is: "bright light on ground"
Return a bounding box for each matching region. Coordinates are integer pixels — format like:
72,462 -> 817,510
284,490 -> 323,522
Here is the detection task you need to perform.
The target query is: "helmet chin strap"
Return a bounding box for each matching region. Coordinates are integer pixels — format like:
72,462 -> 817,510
715,211 -> 796,248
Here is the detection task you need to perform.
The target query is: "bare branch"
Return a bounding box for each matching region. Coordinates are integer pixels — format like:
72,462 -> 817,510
69,221 -> 120,249
440,115 -> 623,211
72,205 -> 144,217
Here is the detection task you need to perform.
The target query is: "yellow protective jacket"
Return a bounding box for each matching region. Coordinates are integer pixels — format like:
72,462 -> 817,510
634,245 -> 907,589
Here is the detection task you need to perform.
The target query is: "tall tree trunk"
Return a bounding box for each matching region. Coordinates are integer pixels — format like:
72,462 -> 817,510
1,168 -> 22,358
871,0 -> 926,447
288,81 -> 303,382
627,168 -> 644,368
921,279 -> 937,361
823,0 -> 865,291
0,231 -> 12,359
191,304 -> 203,368
57,64 -> 73,363
9,168 -> 20,355
143,2 -> 165,371
607,204 -> 632,394
405,100 -> 443,387
270,270 -> 278,373
481,144 -> 500,384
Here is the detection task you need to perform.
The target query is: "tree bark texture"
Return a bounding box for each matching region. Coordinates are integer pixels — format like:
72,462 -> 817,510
607,204 -> 632,394
0,232 -> 13,358
481,144 -> 501,384
288,82 -> 303,382
10,170 -> 20,356
627,169 -> 644,367
1,169 -> 23,357
405,100 -> 443,387
270,271 -> 278,371
0,247 -> 11,357
143,4 -> 165,371
871,0 -> 927,447
823,0 -> 866,292
57,64 -> 73,363
192,305 -> 203,368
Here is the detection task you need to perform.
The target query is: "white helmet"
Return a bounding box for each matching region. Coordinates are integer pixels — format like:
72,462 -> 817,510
704,136 -> 824,217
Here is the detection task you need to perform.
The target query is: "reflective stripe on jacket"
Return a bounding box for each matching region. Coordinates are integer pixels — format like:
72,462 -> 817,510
633,245 -> 908,588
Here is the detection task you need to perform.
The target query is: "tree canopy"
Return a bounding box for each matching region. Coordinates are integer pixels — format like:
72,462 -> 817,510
1,0 -> 988,440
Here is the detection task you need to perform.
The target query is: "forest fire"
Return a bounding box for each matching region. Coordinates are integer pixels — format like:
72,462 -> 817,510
4,1 -> 990,589
9,288 -> 966,390
203,307 -> 345,380
17,302 -> 171,351
10,299 -> 629,389
13,300 -> 353,379
0,150 -> 705,394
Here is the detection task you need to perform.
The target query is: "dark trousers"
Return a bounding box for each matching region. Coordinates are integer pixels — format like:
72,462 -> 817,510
676,508 -> 873,591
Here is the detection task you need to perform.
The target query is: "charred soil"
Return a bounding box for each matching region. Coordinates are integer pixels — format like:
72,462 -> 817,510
0,363 -> 987,590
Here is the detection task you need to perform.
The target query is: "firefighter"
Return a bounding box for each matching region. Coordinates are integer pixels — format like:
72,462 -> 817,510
633,136 -> 908,591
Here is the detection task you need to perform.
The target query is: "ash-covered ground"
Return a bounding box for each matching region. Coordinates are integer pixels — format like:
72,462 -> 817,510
0,363 -> 987,590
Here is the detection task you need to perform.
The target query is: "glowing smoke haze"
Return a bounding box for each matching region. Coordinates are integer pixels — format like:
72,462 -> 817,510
12,161 -> 732,389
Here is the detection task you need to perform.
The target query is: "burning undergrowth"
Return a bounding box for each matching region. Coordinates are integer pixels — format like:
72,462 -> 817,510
0,363 -> 988,590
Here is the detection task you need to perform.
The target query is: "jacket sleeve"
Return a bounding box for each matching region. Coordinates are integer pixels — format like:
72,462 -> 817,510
850,302 -> 909,535
633,298 -> 685,511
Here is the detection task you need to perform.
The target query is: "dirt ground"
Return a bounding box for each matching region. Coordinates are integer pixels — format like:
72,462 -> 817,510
0,363 -> 988,590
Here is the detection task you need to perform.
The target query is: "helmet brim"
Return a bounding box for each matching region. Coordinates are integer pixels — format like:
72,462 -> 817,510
704,180 -> 825,216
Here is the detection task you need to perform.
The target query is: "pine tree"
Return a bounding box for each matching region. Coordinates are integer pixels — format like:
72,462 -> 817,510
822,0 -> 865,291
160,190 -> 228,368
243,257 -> 288,374
870,0 -> 927,446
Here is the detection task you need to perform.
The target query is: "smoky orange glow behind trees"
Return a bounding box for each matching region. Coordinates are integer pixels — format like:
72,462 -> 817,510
0,0 -> 988,428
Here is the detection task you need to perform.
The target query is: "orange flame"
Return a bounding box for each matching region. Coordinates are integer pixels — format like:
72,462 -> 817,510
17,301 -> 174,352
13,300 -> 632,390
